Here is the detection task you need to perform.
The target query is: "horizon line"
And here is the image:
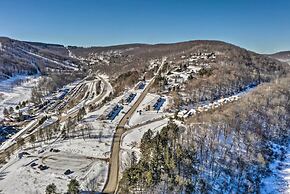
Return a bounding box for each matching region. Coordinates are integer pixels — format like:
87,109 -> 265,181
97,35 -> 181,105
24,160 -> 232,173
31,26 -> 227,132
0,35 -> 286,55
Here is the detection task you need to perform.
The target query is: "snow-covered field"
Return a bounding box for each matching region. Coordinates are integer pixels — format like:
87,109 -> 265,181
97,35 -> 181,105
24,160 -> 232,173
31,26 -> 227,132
0,107 -> 116,193
128,93 -> 169,127
0,75 -> 40,120
0,137 -> 108,193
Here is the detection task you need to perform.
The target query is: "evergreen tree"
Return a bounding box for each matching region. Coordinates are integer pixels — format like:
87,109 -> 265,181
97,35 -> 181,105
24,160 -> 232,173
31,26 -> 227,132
3,108 -> 9,117
46,183 -> 57,194
67,179 -> 80,194
16,138 -> 25,150
29,134 -> 36,148
9,107 -> 14,114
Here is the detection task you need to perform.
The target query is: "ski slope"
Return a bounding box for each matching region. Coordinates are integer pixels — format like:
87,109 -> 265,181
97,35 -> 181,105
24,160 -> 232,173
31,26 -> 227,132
0,75 -> 41,120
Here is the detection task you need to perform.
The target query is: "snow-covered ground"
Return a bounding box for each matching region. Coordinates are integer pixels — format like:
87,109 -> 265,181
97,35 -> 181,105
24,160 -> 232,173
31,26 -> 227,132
84,79 -> 148,127
0,74 -> 116,193
119,89 -> 169,172
0,72 -> 169,193
0,106 -> 115,194
0,117 -> 39,150
261,141 -> 290,194
0,137 -> 108,193
128,93 -> 169,127
0,78 -> 148,193
0,75 -> 41,120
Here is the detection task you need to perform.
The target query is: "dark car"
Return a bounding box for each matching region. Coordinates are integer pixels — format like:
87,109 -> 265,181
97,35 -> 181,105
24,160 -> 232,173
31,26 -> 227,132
64,169 -> 74,175
38,165 -> 49,170
30,162 -> 38,167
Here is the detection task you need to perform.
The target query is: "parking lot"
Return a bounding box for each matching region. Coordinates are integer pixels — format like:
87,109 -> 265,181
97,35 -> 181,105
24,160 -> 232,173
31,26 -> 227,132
125,93 -> 136,104
153,97 -> 166,111
0,126 -> 17,144
107,104 -> 123,121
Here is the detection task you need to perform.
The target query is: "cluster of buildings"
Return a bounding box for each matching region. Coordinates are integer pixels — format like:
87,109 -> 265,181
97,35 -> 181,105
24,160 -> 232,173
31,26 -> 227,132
178,94 -> 240,118
180,52 -> 216,64
86,50 -> 122,65
158,52 -> 216,94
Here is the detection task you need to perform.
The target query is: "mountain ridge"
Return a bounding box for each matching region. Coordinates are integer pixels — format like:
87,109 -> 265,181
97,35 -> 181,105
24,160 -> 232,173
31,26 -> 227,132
0,36 -> 288,81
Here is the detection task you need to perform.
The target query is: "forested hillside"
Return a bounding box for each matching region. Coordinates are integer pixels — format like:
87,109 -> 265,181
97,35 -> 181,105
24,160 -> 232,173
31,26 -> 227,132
69,40 -> 289,99
119,75 -> 290,193
0,37 -> 81,81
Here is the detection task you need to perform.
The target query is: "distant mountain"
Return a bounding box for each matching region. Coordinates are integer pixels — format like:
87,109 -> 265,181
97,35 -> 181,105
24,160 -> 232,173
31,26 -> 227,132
268,51 -> 290,65
0,37 -> 81,81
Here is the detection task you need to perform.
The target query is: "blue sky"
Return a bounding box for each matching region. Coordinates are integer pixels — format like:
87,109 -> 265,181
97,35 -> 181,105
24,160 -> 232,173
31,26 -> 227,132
0,0 -> 289,53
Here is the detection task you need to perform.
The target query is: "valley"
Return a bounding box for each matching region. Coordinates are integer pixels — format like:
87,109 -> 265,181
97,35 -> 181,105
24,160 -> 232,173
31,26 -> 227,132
0,37 -> 289,194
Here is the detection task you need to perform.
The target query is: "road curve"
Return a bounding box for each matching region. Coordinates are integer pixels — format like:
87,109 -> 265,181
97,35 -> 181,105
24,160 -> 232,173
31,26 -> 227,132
60,75 -> 111,122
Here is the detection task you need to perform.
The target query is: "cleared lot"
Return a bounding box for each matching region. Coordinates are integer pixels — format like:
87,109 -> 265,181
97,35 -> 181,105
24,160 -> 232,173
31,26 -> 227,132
0,136 -> 110,193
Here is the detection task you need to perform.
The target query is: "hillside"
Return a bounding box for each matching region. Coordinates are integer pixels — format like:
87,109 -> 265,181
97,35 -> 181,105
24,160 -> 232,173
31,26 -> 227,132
119,75 -> 290,193
2,37 -> 287,82
0,37 -> 81,81
68,40 -> 289,96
